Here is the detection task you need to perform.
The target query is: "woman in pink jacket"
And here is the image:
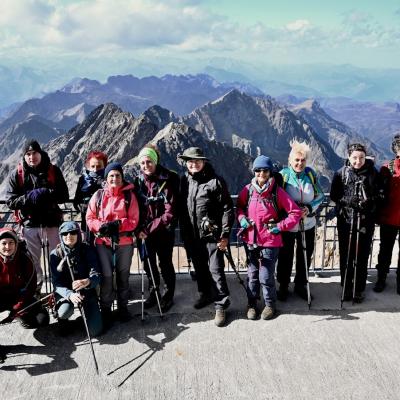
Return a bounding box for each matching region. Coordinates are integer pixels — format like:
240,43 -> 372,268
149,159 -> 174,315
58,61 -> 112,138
236,156 -> 301,320
86,162 -> 139,327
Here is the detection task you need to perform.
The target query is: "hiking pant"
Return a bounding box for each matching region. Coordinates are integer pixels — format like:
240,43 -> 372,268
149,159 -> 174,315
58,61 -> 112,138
276,227 -> 315,288
337,215 -> 375,293
96,244 -> 134,310
139,230 -> 176,300
20,226 -> 60,287
376,224 -> 400,275
189,239 -> 230,310
246,247 -> 279,307
56,291 -> 103,337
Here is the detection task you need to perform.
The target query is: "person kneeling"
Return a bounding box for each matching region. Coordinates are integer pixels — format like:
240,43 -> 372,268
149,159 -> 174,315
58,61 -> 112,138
0,228 -> 49,329
50,222 -> 103,337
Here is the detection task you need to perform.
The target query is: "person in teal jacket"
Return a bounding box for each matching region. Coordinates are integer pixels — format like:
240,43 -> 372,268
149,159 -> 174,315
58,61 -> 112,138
276,140 -> 325,301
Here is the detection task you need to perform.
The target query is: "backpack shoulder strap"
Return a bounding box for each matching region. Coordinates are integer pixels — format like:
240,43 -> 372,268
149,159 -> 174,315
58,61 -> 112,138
305,166 -> 318,194
123,189 -> 132,215
94,189 -> 104,217
389,159 -> 395,175
17,162 -> 24,188
47,164 -> 56,186
245,184 -> 254,211
271,181 -> 280,217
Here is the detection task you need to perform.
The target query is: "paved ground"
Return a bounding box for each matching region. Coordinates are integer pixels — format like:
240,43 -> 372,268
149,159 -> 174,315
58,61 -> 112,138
1,270 -> 400,400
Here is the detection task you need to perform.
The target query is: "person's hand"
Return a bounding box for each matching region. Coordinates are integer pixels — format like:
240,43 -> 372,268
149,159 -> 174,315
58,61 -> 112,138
26,188 -> 49,205
69,292 -> 84,305
269,226 -> 280,235
217,238 -> 229,251
138,231 -> 147,240
99,223 -> 110,236
72,279 -> 90,291
240,217 -> 251,229
0,311 -> 16,325
301,206 -> 309,218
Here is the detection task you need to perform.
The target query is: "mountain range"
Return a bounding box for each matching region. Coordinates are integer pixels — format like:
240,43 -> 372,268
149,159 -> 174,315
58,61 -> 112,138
0,73 -> 393,196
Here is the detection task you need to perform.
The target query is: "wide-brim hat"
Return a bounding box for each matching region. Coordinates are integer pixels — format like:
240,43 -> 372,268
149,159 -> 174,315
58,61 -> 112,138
177,147 -> 209,161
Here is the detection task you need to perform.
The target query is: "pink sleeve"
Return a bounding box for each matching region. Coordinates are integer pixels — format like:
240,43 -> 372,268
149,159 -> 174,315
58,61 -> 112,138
276,187 -> 302,232
86,192 -> 103,233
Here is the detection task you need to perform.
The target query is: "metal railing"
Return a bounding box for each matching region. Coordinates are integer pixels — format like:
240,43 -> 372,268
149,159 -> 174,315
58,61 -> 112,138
0,197 -> 398,275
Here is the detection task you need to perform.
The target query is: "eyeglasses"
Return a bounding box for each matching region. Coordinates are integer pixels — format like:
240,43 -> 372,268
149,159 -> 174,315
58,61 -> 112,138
254,168 -> 270,173
61,231 -> 78,237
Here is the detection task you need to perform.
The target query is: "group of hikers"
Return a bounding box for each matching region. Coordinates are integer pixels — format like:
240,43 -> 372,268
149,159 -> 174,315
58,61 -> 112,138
0,135 -> 399,349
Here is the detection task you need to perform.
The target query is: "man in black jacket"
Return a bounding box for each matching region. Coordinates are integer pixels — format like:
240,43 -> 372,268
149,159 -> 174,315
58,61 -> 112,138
179,147 -> 234,327
6,140 -> 69,292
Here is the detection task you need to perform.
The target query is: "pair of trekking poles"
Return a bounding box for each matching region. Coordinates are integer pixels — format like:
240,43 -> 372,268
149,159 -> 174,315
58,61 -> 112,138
340,181 -> 367,308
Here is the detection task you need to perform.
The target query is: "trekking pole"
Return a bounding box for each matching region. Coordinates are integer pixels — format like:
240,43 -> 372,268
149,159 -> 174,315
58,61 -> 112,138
341,209 -> 355,309
352,211 -> 362,305
141,240 -> 163,318
140,242 -> 145,322
110,234 -> 119,312
63,255 -> 99,374
40,226 -> 49,294
224,248 -> 248,296
13,293 -> 54,316
299,219 -> 312,309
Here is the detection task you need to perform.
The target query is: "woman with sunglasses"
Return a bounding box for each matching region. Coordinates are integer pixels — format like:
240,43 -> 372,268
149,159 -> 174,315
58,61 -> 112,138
330,143 -> 382,303
135,144 -> 179,313
50,221 -> 102,336
86,162 -> 139,327
237,155 -> 302,320
276,140 -> 325,301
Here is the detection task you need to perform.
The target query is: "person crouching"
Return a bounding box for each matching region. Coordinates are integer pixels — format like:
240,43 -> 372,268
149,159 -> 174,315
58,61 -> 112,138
0,228 -> 49,328
50,221 -> 103,336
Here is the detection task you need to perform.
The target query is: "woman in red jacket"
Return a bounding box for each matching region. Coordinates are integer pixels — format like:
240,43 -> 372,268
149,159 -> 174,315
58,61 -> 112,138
86,162 -> 139,326
374,134 -> 400,293
0,228 -> 49,328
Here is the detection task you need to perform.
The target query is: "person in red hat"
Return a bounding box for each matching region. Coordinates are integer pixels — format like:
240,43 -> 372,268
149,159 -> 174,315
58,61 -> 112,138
0,228 -> 49,328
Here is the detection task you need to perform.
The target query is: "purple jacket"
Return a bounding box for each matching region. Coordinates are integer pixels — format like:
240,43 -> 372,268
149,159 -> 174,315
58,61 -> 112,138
236,179 -> 302,248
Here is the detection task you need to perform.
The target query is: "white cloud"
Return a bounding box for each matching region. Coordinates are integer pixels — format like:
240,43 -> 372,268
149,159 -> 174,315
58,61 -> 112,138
286,19 -> 310,32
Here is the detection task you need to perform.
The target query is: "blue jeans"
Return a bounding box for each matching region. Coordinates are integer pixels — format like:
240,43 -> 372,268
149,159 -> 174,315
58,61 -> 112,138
246,247 -> 279,307
56,291 -> 103,337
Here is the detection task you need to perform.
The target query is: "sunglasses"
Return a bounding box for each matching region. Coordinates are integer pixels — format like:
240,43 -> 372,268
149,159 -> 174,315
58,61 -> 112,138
254,168 -> 270,173
61,231 -> 79,236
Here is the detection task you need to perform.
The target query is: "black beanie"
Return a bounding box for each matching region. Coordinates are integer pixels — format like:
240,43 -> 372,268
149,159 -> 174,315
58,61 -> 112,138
104,162 -> 124,179
23,140 -> 42,155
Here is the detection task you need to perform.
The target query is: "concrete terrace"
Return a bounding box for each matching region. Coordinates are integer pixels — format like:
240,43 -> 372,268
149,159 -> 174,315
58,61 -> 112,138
1,270 -> 400,400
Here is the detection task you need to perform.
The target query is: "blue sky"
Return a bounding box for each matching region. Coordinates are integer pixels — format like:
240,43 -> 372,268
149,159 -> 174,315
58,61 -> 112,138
0,0 -> 399,76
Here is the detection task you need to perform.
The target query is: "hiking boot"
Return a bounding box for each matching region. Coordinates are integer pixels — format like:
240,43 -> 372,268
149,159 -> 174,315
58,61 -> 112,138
194,295 -> 214,309
160,296 -> 174,313
118,307 -> 132,323
101,308 -> 114,331
277,285 -> 289,301
246,306 -> 257,320
373,272 -> 387,293
342,289 -> 352,302
214,309 -> 226,327
294,285 -> 309,301
261,306 -> 276,320
56,319 -> 74,336
144,289 -> 159,309
353,292 -> 365,303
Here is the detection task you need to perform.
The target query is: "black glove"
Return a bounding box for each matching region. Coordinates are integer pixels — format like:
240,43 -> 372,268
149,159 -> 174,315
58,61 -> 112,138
0,311 -> 16,325
26,188 -> 50,205
99,220 -> 121,237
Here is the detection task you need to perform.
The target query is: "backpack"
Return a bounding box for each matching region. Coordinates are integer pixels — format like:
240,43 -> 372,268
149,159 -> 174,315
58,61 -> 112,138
93,188 -> 132,217
13,162 -> 57,224
245,173 -> 286,221
282,166 -> 318,195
